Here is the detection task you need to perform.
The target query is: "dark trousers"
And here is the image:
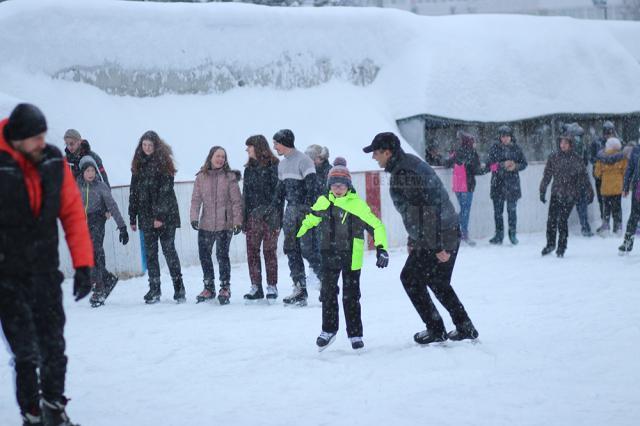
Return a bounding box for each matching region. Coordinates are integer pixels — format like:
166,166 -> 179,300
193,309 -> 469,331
492,197 -> 517,234
246,216 -> 279,286
624,195 -> 640,238
0,272 -> 66,411
283,205 -> 318,282
595,177 -> 604,220
400,245 -> 472,333
575,197 -> 591,233
320,257 -> 363,338
198,229 -> 232,283
546,196 -> 575,251
142,226 -> 182,281
88,216 -> 116,291
602,195 -> 623,230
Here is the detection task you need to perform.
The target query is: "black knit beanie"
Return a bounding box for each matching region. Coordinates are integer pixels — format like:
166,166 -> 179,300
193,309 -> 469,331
3,103 -> 48,142
273,129 -> 295,148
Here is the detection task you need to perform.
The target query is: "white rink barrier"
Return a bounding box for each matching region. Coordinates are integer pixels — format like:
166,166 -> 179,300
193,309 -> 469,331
58,163 -> 612,278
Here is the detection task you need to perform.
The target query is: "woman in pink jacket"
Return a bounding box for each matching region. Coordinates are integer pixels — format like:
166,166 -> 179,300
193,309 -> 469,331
190,146 -> 243,305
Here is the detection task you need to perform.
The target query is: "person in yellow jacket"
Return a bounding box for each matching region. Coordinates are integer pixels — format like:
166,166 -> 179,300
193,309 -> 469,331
594,137 -> 627,235
297,157 -> 389,351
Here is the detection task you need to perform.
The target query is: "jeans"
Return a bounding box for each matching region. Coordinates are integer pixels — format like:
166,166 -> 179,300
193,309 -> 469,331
455,192 -> 474,238
492,197 -> 517,234
198,229 -> 233,282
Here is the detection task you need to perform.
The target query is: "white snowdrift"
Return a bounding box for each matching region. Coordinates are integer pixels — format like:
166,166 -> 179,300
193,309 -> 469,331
0,1 -> 639,184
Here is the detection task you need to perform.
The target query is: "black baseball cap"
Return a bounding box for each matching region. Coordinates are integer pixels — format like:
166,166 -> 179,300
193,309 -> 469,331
363,132 -> 400,153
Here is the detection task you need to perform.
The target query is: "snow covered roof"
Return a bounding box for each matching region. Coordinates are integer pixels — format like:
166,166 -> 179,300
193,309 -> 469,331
0,1 -> 639,184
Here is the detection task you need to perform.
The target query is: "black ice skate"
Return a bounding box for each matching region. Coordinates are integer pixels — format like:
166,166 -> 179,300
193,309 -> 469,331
447,322 -> 479,341
316,331 -> 336,352
508,230 -> 519,245
619,236 -> 634,255
283,281 -> 307,306
103,273 -> 118,300
21,404 -> 43,426
414,329 -> 447,345
172,277 -> 186,304
218,282 -> 231,305
42,397 -> 78,426
541,245 -> 555,256
350,337 -> 364,350
144,279 -> 161,304
89,289 -> 106,308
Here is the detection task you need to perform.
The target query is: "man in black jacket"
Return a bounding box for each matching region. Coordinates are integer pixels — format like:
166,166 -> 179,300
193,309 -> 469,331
363,132 -> 478,344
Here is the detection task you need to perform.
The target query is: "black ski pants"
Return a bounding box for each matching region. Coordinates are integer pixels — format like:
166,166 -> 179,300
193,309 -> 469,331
546,196 -> 575,251
492,197 -> 517,234
88,215 -> 116,291
0,271 -> 67,412
602,195 -> 623,231
198,229 -> 232,283
624,195 -> 640,239
282,205 -> 318,282
319,255 -> 363,338
400,244 -> 472,334
142,226 -> 182,281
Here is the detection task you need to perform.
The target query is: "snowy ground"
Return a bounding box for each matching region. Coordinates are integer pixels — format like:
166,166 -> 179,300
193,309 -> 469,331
1,232 -> 639,426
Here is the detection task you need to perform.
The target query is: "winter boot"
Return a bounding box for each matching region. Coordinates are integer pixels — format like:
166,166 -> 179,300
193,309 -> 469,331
218,281 -> 231,305
541,245 -> 555,256
619,234 -> 634,255
244,284 -> 264,300
41,397 -> 78,426
508,230 -> 519,245
196,279 -> 215,303
266,285 -> 278,300
414,329 -> 448,345
172,277 -> 186,304
489,230 -> 503,245
283,279 -> 308,306
350,336 -> 364,350
447,322 -> 479,341
143,278 -> 161,304
581,227 -> 594,237
556,249 -> 565,258
316,331 -> 336,352
21,403 -> 43,426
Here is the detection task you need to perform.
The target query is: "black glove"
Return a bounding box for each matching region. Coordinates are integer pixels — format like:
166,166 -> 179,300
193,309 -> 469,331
233,225 -> 242,235
191,221 -> 199,231
540,192 -> 546,204
119,227 -> 129,245
376,246 -> 389,268
73,267 -> 92,302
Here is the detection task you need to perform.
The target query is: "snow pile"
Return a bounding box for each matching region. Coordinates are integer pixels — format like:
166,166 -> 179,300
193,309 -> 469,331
0,1 -> 639,184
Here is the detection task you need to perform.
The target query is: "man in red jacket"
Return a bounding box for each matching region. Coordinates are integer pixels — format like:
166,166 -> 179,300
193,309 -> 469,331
0,104 -> 94,426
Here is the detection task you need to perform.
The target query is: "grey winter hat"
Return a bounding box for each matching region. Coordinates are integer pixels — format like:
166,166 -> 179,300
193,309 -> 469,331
497,125 -> 513,137
305,144 -> 330,161
273,129 -> 295,148
79,155 -> 99,174
64,128 -> 82,141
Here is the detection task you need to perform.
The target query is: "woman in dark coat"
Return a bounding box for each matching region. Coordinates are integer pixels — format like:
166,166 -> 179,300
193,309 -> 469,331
443,131 -> 482,246
129,130 -> 184,304
242,135 -> 281,301
539,134 -> 594,257
485,125 -> 528,245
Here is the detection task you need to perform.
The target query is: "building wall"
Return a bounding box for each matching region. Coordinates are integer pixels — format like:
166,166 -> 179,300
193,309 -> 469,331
57,163 -> 607,279
361,0 -> 630,20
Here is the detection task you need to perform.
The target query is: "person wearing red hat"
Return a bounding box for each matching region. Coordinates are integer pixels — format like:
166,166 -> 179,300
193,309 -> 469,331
0,103 -> 94,425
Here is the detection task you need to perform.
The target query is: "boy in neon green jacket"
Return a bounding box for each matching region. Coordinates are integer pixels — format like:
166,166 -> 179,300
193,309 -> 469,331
297,158 -> 389,351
